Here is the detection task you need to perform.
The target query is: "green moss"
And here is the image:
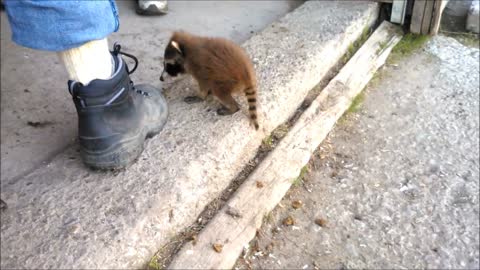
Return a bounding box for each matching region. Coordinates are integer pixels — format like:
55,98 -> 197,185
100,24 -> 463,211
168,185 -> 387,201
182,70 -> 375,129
347,92 -> 365,114
342,26 -> 372,64
343,42 -> 357,63
337,113 -> 349,125
370,70 -> 381,83
392,33 -> 429,54
263,212 -> 274,223
388,33 -> 429,63
147,256 -> 161,270
361,25 -> 371,41
376,40 -> 389,55
272,123 -> 290,139
292,177 -> 302,187
292,166 -> 308,187
262,135 -> 274,148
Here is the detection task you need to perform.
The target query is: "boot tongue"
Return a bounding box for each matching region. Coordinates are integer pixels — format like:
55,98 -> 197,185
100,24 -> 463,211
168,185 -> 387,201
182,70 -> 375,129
70,54 -> 130,106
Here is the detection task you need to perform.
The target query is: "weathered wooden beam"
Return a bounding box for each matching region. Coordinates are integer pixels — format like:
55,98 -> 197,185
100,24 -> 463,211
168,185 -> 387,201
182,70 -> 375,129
391,0 -> 408,24
421,0 -> 435,34
430,0 -> 449,35
411,0 -> 448,35
411,0 -> 427,34
167,21 -> 403,270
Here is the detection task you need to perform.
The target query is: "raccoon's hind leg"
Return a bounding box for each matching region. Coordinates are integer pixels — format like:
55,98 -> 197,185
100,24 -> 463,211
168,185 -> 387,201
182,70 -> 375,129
184,81 -> 210,104
214,90 -> 240,116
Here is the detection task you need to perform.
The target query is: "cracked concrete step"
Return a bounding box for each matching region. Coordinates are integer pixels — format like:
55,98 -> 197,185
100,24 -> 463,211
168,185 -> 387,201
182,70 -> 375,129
0,1 -> 379,269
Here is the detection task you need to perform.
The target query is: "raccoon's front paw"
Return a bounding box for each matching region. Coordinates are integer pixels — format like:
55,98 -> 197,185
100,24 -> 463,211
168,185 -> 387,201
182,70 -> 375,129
184,96 -> 203,104
217,107 -> 238,116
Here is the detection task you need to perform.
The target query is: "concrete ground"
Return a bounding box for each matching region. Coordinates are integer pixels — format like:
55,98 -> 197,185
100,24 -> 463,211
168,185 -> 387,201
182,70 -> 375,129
235,36 -> 480,269
0,0 -> 302,184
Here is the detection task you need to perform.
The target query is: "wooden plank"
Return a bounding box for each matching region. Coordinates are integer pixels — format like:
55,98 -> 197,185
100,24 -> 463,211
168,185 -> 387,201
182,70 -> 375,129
421,0 -> 435,34
410,0 -> 426,34
430,0 -> 449,35
391,0 -> 408,24
168,21 -> 403,270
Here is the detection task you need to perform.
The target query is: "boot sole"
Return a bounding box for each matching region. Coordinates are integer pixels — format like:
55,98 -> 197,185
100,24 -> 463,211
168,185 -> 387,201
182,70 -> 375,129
82,123 -> 166,171
81,96 -> 168,170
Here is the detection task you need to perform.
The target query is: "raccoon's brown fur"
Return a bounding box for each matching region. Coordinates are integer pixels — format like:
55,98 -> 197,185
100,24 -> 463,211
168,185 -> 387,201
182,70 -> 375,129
161,31 -> 259,130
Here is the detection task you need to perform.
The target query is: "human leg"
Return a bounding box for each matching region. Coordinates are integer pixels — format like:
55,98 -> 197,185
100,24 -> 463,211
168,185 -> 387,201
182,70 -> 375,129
3,0 -> 168,169
68,43 -> 168,169
58,38 -> 114,85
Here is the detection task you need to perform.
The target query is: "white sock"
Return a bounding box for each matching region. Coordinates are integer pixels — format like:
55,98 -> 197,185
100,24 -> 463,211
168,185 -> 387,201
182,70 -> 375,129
57,38 -> 115,85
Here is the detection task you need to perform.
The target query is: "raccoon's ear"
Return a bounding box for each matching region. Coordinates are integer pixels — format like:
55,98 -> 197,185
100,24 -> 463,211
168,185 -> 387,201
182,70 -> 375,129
171,41 -> 183,55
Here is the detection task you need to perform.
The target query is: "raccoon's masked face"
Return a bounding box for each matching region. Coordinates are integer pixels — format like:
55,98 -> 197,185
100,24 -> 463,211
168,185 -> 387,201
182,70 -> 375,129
164,62 -> 185,77
160,40 -> 186,81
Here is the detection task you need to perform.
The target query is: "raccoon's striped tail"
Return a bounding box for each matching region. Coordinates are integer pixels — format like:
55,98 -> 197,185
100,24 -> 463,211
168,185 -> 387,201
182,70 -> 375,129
244,86 -> 259,130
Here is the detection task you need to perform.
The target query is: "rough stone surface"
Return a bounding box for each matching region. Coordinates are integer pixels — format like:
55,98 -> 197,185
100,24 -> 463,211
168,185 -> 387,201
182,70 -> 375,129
0,1 -> 378,269
235,36 -> 480,269
467,0 -> 480,33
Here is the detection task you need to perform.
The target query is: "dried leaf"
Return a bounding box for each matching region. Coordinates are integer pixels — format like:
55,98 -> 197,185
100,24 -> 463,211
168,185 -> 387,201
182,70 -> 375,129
187,234 -> 198,245
213,243 -> 223,253
282,216 -> 295,226
315,218 -> 327,227
252,239 -> 260,252
265,242 -> 274,252
256,181 -> 264,188
291,200 -> 303,209
226,206 -> 242,218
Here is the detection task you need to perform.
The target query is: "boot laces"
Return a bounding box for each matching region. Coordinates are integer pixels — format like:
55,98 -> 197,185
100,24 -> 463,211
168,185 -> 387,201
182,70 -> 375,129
114,43 -> 150,97
113,43 -> 138,75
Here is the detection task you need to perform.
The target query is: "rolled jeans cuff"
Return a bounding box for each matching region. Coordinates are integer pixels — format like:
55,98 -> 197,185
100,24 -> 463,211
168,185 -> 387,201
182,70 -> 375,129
4,0 -> 119,51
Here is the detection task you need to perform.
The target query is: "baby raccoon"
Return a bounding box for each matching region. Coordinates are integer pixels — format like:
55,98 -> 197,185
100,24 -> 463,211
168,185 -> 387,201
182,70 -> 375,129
160,31 -> 259,130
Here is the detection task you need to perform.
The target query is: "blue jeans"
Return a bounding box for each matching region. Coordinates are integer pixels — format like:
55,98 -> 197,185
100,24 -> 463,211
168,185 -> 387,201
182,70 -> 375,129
4,0 -> 119,51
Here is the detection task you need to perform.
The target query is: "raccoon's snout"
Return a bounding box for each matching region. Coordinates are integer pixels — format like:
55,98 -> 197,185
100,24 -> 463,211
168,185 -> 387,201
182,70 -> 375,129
165,63 -> 184,77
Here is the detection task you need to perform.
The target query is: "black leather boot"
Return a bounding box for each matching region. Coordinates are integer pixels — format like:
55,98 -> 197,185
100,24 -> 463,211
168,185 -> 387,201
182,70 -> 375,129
68,43 -> 168,170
